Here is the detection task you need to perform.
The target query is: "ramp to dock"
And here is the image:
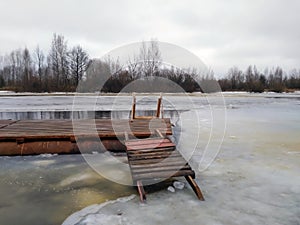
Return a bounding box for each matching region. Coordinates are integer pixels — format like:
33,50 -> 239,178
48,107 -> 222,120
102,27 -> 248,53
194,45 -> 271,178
124,136 -> 204,202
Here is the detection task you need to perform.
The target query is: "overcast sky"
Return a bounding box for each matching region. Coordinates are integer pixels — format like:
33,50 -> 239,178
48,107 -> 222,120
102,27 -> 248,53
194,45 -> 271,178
0,0 -> 299,75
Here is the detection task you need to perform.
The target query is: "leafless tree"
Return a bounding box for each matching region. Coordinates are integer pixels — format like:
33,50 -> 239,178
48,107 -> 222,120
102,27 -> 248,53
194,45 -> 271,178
9,51 -> 16,85
34,46 -> 45,83
127,55 -> 140,79
49,33 -> 69,90
68,45 -> 89,86
22,48 -> 31,90
138,40 -> 162,77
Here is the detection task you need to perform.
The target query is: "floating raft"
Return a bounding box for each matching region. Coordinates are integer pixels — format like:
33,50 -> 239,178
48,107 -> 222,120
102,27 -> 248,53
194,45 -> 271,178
0,118 -> 172,155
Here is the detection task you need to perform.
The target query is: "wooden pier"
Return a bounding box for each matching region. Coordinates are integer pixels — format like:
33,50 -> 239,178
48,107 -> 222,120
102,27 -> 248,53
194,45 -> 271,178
127,94 -> 203,201
0,118 -> 172,155
0,95 -> 204,201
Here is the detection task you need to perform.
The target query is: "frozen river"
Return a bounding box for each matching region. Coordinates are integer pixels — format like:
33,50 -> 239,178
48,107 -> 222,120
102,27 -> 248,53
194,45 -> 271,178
0,92 -> 299,225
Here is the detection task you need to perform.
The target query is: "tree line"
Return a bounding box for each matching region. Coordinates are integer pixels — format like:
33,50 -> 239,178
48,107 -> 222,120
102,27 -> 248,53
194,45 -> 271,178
218,66 -> 300,93
0,35 -> 299,93
0,34 -> 89,92
81,41 -> 202,93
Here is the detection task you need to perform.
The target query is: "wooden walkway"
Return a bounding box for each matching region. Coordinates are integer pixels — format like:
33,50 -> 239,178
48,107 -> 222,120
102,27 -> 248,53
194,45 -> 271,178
0,119 -> 172,140
125,94 -> 204,201
124,135 -> 204,202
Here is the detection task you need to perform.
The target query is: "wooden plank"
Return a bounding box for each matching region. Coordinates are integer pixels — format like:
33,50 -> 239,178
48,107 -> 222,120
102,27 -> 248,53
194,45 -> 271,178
127,146 -> 175,154
0,120 -> 18,129
129,157 -> 188,165
133,116 -> 154,120
132,165 -> 191,174
128,152 -> 181,160
0,130 -> 172,141
185,175 -> 204,201
130,161 -> 188,169
132,170 -> 195,181
128,149 -> 178,158
136,180 -> 146,202
125,138 -> 170,146
0,118 -> 172,139
127,142 -> 175,150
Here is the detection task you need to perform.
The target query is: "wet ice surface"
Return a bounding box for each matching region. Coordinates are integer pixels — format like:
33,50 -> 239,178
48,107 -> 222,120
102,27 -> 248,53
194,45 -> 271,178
0,154 -> 135,225
63,93 -> 300,225
0,93 -> 300,225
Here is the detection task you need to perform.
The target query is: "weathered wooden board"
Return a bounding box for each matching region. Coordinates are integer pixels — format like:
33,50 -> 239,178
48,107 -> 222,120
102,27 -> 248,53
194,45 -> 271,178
0,118 -> 172,140
0,118 -> 172,155
125,136 -> 204,201
125,138 -> 195,181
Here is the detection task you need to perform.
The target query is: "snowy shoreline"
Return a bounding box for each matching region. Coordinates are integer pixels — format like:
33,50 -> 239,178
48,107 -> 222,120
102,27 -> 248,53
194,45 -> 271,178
1,90 -> 300,97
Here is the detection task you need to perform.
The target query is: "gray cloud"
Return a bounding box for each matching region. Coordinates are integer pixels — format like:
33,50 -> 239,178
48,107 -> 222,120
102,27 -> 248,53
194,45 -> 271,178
0,0 -> 299,75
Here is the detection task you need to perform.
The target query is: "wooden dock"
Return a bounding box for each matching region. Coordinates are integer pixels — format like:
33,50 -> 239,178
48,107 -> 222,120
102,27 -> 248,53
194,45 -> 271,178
124,95 -> 203,201
0,95 -> 204,201
0,118 -> 172,155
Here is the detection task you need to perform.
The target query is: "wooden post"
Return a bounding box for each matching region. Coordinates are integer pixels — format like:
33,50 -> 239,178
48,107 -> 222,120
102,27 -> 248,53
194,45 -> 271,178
156,93 -> 162,118
131,93 -> 136,121
185,175 -> 205,201
137,180 -> 146,202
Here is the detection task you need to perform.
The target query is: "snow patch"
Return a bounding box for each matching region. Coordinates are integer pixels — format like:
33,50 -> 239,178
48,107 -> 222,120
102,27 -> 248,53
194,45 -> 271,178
167,186 -> 175,193
173,181 -> 185,190
39,153 -> 58,158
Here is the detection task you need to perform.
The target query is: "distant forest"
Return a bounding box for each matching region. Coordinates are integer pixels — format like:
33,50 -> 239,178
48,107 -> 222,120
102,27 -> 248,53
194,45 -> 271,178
0,34 -> 299,93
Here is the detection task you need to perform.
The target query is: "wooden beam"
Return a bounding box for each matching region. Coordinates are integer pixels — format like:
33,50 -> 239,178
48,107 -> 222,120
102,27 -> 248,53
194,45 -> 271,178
133,170 -> 195,181
131,93 -> 136,121
132,164 -> 191,174
185,175 -> 205,201
133,116 -> 153,120
156,94 -> 162,118
127,142 -> 175,151
125,138 -> 170,146
137,180 -> 146,202
129,157 -> 188,165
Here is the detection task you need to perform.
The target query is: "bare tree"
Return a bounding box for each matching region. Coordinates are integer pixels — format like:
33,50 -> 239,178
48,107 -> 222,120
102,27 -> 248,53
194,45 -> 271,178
68,45 -> 89,86
9,51 -> 16,85
49,33 -> 69,90
127,55 -> 140,80
34,46 -> 45,84
138,40 -> 162,77
22,48 -> 31,90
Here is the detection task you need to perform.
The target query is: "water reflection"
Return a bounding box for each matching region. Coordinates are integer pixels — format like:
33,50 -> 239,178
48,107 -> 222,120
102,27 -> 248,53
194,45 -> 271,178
0,110 -> 185,121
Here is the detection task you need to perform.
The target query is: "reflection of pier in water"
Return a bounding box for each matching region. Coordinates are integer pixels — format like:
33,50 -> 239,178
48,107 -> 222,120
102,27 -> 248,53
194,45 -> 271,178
0,109 -> 187,121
